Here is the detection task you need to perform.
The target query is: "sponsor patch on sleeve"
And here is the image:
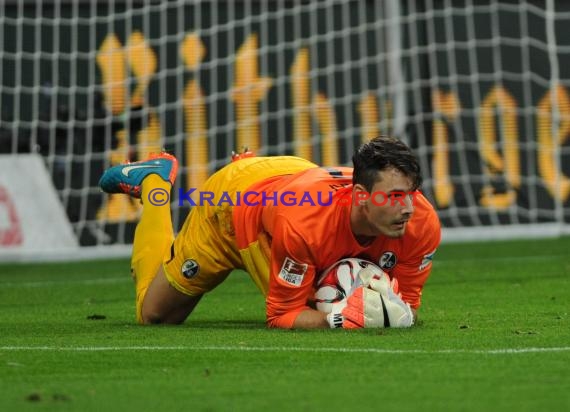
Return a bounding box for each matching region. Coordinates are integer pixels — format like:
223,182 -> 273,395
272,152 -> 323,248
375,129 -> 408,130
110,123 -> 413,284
278,257 -> 308,287
419,250 -> 436,271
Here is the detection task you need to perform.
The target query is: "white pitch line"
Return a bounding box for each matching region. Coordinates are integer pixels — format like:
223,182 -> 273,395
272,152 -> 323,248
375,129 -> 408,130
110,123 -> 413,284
0,346 -> 568,355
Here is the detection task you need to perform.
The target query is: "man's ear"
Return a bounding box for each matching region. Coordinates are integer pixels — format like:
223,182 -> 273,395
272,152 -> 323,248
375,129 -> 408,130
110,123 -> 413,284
352,184 -> 370,207
352,183 -> 368,194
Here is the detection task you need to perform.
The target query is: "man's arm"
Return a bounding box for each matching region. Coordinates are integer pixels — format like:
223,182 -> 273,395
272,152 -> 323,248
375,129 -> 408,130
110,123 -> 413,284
265,216 -> 325,329
393,199 -> 441,313
266,216 -> 418,329
283,274 -> 418,330
292,309 -> 329,329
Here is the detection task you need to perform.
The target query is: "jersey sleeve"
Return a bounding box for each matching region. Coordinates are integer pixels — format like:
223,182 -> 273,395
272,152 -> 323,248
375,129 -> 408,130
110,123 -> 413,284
393,208 -> 441,309
265,215 -> 317,328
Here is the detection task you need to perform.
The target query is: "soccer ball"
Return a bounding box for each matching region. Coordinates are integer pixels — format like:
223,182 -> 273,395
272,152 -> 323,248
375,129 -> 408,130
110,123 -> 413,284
314,258 -> 389,313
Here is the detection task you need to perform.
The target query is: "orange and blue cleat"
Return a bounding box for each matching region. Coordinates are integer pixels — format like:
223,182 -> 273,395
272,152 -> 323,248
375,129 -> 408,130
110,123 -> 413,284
99,152 -> 178,198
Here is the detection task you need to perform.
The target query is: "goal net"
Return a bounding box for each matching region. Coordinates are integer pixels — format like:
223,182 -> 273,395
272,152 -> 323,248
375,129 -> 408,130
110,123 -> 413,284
0,0 -> 569,260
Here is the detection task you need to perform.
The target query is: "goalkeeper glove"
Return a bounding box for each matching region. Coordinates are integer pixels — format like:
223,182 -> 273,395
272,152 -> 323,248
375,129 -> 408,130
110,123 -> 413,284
368,275 -> 414,328
326,272 -> 414,329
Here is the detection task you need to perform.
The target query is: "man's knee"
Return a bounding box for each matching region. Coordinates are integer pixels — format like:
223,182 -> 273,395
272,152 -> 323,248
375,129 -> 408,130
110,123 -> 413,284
139,301 -> 183,325
139,308 -> 167,325
138,266 -> 185,324
139,301 -> 164,324
139,292 -> 202,325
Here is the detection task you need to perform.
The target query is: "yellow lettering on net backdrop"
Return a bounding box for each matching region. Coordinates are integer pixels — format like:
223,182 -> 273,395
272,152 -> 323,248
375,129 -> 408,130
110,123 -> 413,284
96,128 -> 142,223
479,86 -> 520,209
537,85 -> 570,202
97,32 -> 160,222
313,93 -> 339,166
126,32 -> 157,108
180,34 -> 208,193
136,112 -> 162,160
432,90 -> 460,208
96,34 -> 127,115
180,33 -> 206,70
127,32 -> 161,158
291,48 -> 313,160
96,35 -> 137,222
231,34 -> 273,153
183,80 -> 208,193
358,93 -> 380,143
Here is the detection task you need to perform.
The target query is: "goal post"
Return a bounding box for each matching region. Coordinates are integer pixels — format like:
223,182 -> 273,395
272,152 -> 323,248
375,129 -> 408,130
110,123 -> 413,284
0,0 -> 569,260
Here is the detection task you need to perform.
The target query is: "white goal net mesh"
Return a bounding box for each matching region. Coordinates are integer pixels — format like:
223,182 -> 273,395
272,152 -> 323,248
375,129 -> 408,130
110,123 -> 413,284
0,0 -> 569,259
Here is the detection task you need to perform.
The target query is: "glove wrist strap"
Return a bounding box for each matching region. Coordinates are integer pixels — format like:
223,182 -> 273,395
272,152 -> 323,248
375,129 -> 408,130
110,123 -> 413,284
326,301 -> 347,329
326,311 -> 344,329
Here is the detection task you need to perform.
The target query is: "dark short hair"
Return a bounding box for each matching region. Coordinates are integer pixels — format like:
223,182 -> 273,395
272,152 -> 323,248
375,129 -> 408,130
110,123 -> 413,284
352,136 -> 422,192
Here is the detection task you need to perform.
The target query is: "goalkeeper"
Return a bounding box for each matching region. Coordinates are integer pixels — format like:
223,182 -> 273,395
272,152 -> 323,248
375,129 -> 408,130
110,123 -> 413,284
99,136 -> 440,329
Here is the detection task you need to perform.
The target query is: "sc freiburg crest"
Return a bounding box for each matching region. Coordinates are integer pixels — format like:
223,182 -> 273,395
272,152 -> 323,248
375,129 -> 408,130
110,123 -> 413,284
379,251 -> 397,270
181,259 -> 200,279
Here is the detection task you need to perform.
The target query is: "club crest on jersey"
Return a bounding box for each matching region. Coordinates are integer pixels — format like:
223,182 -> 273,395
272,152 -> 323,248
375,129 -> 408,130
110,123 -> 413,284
278,257 -> 307,287
379,251 -> 397,270
181,259 -> 200,279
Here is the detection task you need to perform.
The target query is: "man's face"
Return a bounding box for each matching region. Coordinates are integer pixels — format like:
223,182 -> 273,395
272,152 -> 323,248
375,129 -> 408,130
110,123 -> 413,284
356,167 -> 415,238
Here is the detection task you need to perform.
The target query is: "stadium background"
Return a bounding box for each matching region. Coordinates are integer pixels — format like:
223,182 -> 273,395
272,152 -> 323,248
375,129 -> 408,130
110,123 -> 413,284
0,0 -> 569,255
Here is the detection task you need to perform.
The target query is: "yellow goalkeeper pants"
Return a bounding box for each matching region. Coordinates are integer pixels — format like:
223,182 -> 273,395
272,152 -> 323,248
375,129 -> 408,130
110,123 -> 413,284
162,156 -> 316,297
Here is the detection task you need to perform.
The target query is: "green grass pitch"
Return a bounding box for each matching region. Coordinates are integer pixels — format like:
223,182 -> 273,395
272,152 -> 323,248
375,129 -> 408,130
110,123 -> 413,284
0,237 -> 569,411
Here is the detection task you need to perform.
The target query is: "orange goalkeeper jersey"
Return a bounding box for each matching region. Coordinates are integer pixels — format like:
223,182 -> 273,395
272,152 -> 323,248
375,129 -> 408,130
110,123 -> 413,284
233,167 -> 441,329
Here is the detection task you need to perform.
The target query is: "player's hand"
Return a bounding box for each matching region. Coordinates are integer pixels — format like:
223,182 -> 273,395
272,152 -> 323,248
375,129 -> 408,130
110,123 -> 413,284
356,267 -> 413,328
325,286 -> 386,328
367,275 -> 414,328
353,266 -> 379,288
344,286 -> 388,328
326,275 -> 413,329
350,266 -> 398,293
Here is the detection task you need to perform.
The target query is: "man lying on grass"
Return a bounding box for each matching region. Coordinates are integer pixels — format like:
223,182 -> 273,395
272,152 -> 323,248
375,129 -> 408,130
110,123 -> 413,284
99,136 -> 441,329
